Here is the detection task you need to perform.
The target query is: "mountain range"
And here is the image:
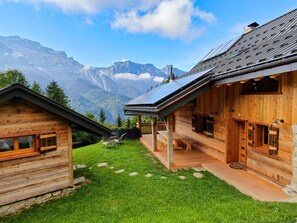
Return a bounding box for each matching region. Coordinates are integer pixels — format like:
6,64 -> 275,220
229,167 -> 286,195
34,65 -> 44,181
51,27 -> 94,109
0,36 -> 185,123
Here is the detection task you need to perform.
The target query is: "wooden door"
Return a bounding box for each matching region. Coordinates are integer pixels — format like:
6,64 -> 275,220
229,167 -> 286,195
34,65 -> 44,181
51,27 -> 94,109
238,121 -> 247,168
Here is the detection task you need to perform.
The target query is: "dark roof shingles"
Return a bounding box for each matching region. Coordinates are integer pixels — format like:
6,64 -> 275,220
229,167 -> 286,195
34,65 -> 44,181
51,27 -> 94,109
189,8 -> 297,79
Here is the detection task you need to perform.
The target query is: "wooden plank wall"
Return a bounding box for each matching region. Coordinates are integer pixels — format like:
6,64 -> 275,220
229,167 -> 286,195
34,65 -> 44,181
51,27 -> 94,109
175,86 -> 227,162
0,100 -> 71,206
174,71 -> 295,185
229,73 -> 294,185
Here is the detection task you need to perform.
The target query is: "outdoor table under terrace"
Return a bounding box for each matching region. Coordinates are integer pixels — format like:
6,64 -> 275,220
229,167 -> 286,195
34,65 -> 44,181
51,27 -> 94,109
157,130 -> 192,150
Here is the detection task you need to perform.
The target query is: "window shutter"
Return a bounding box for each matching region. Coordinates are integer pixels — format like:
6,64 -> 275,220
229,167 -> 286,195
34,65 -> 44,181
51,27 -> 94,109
268,127 -> 279,155
248,123 -> 255,147
205,116 -> 214,138
39,133 -> 57,152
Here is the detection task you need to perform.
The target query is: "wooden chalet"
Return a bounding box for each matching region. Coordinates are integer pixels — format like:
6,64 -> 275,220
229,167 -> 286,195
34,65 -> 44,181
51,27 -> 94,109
0,84 -> 111,206
125,9 -> 297,196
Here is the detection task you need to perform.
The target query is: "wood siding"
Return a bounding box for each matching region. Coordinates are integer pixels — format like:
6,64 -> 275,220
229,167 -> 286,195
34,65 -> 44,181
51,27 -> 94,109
0,100 -> 72,206
174,71 -> 296,186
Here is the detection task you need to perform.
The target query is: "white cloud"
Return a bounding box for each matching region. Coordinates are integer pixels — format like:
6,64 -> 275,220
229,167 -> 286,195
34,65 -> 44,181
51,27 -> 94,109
153,76 -> 164,82
113,72 -> 164,82
196,8 -> 216,24
111,0 -> 214,41
7,0 -> 161,14
7,0 -> 215,41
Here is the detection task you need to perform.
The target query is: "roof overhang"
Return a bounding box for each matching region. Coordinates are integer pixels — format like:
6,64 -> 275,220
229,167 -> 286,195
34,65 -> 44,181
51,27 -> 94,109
124,73 -> 212,118
0,84 -> 111,137
214,59 -> 297,85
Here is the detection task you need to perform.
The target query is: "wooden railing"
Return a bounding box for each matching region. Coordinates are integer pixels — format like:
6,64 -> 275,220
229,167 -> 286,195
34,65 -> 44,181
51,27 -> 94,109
140,122 -> 166,134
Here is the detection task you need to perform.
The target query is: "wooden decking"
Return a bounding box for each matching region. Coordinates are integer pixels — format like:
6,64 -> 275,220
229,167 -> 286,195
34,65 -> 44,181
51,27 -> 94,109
140,134 -> 294,202
140,134 -> 219,169
203,162 -> 292,201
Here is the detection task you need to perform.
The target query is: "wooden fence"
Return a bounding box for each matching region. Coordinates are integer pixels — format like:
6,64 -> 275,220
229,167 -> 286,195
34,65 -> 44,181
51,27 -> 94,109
140,122 -> 166,134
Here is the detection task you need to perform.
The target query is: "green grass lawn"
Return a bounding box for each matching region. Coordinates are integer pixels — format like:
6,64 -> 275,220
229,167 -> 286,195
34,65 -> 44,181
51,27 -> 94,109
1,140 -> 297,223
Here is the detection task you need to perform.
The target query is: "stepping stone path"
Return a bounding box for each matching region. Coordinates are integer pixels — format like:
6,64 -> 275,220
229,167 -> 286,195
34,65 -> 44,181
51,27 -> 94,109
160,176 -> 167,179
129,172 -> 138,176
89,167 -> 93,170
193,172 -> 204,178
115,169 -> 125,174
97,162 -> 108,168
73,164 -> 87,170
179,176 -> 186,180
145,173 -> 152,178
192,167 -> 205,172
109,166 -> 114,169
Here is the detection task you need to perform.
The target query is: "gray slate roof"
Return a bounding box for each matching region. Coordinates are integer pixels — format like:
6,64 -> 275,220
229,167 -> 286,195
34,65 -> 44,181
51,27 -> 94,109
189,8 -> 297,80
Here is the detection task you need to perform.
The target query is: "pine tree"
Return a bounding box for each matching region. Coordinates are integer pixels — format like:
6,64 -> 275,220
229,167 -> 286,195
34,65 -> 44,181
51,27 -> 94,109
99,109 -> 106,124
0,69 -> 29,88
125,118 -> 131,129
85,112 -> 96,121
45,80 -> 70,107
116,114 -> 122,128
31,81 -> 44,94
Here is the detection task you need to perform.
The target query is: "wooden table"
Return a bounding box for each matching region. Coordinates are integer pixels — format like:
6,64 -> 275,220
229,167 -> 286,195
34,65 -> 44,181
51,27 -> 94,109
157,131 -> 191,150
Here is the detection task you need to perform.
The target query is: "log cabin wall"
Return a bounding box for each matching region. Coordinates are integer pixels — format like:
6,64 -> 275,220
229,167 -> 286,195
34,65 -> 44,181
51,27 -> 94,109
174,71 -> 296,186
0,100 -> 72,206
175,85 -> 228,163
229,72 -> 294,186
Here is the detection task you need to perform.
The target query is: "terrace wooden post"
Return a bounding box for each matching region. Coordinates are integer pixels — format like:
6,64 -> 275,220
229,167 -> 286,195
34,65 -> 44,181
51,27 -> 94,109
166,114 -> 174,165
137,115 -> 142,136
151,117 -> 158,151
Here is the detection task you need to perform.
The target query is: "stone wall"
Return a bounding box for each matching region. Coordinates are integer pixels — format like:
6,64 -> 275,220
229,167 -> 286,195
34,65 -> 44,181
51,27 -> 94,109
0,177 -> 87,217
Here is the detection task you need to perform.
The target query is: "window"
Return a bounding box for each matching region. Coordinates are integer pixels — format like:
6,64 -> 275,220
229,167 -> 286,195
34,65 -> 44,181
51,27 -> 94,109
255,125 -> 269,147
0,132 -> 57,161
0,135 -> 37,160
241,76 -> 280,94
192,114 -> 214,138
250,124 -> 279,155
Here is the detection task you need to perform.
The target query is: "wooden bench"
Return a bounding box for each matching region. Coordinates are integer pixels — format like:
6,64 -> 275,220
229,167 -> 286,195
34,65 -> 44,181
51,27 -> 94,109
179,138 -> 193,151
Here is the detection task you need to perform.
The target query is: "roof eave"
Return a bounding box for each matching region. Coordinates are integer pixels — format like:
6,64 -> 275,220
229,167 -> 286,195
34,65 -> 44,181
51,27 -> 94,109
0,84 -> 111,137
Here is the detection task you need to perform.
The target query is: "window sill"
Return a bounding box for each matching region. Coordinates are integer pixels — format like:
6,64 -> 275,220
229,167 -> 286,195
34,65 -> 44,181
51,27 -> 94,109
0,151 -> 40,162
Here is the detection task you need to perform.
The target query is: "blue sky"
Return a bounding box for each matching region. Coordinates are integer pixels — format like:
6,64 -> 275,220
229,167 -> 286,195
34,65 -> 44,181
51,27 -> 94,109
0,0 -> 296,71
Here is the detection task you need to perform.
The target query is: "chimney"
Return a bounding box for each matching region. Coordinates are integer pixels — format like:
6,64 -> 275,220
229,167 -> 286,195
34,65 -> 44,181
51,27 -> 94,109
244,22 -> 259,33
168,65 -> 174,81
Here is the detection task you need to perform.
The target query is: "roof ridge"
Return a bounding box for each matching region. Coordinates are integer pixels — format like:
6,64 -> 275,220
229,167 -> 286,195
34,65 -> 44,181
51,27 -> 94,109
242,7 -> 297,36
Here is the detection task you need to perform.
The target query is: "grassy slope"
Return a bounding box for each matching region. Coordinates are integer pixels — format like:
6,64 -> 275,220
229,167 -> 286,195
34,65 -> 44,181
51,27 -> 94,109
1,140 -> 297,223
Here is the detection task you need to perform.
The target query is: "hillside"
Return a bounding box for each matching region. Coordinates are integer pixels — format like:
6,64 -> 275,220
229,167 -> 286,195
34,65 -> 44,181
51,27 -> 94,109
0,36 -> 185,122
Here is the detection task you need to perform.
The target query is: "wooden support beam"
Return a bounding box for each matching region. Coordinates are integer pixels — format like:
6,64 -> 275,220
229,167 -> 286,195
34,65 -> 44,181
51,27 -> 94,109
226,83 -> 233,86
151,117 -> 158,151
254,77 -> 264,81
166,114 -> 174,164
68,126 -> 73,186
137,115 -> 142,135
240,79 -> 249,84
269,74 -> 280,79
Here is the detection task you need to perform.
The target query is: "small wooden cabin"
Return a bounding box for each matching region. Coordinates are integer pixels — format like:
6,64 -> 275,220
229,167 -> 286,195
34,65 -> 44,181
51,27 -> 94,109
0,84 -> 111,206
124,9 -> 297,194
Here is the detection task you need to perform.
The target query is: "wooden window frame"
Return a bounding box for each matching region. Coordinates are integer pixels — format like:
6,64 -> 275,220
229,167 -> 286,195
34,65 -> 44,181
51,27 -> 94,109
251,123 -> 279,155
0,132 -> 39,161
